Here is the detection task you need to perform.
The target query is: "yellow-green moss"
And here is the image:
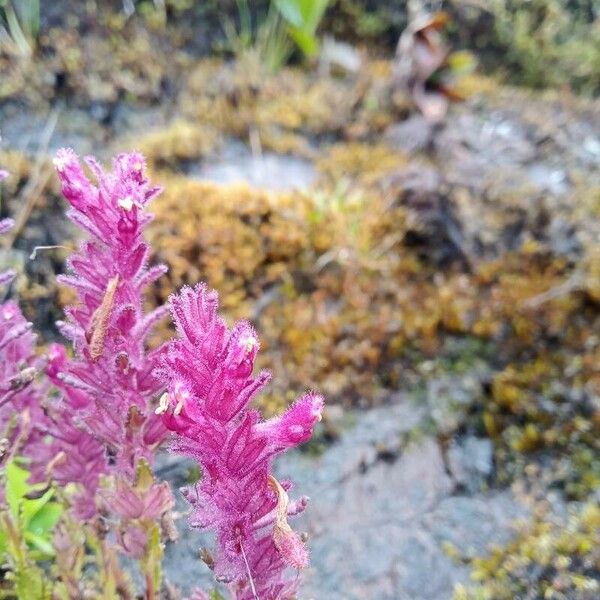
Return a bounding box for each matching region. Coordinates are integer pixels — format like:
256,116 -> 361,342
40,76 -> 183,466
454,502 -> 600,600
316,141 -> 408,187
135,120 -> 221,168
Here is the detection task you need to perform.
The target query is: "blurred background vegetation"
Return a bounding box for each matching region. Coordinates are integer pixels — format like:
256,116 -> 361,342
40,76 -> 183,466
0,1 -> 599,598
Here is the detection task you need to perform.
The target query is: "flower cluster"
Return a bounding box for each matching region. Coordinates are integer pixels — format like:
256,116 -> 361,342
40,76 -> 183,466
47,149 -> 171,514
0,150 -> 323,599
156,283 -> 324,599
0,171 -> 46,478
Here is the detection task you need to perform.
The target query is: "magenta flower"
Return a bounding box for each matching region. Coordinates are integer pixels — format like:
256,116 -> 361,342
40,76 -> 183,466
50,148 -> 170,487
0,301 -> 39,433
0,173 -> 50,495
2,150 -> 323,600
156,283 -> 324,599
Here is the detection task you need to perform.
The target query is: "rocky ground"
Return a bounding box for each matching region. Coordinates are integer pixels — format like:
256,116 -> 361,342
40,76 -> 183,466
137,84 -> 596,597
2,34 -> 599,597
157,398 -> 531,599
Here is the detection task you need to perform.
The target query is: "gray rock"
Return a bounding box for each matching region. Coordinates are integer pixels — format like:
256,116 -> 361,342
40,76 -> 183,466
162,494 -> 216,594
385,115 -> 435,155
162,402 -> 527,600
320,37 -> 362,75
424,492 -> 528,559
447,436 -> 494,493
426,375 -> 482,435
190,140 -> 316,191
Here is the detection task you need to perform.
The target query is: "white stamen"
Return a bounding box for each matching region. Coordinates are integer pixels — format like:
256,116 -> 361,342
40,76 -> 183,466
118,196 -> 134,211
155,392 -> 170,415
173,395 -> 185,416
53,156 -> 67,172
240,335 -> 257,354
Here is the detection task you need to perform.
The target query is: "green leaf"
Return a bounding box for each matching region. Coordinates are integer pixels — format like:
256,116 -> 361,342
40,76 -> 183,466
2,458 -> 63,565
0,520 -> 7,555
273,0 -> 330,60
288,26 -> 318,57
24,530 -> 54,559
5,461 -> 30,518
14,0 -> 40,37
274,0 -> 330,33
27,502 -> 62,537
20,488 -> 54,530
273,0 -> 303,27
296,0 -> 330,31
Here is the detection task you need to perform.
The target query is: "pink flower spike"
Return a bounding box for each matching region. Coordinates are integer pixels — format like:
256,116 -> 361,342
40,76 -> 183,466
157,282 -> 324,598
43,148 -> 171,514
0,189 -> 56,498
